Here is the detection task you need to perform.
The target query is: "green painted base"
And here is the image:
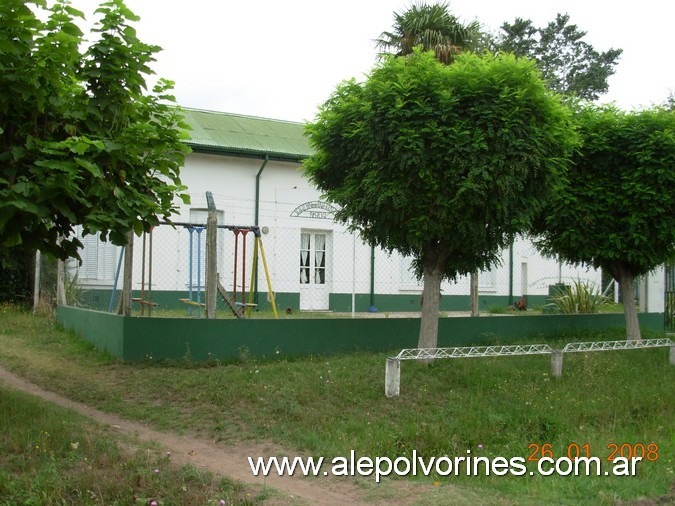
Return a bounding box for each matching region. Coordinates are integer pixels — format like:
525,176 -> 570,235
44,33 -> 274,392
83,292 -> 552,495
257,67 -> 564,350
57,306 -> 665,363
79,289 -> 546,315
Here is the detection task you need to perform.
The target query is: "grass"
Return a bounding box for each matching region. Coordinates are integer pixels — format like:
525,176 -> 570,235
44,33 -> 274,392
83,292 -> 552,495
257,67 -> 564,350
0,304 -> 673,504
0,384 -> 251,505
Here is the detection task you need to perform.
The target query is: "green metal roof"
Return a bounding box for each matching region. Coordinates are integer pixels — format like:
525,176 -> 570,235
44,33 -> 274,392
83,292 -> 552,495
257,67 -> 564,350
181,108 -> 312,161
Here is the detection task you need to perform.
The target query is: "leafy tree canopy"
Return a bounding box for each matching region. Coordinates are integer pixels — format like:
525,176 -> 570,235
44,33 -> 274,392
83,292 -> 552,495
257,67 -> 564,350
375,1 -> 481,65
305,49 -> 577,282
534,104 -> 675,339
0,0 -> 190,263
536,104 -> 675,275
489,13 -> 622,101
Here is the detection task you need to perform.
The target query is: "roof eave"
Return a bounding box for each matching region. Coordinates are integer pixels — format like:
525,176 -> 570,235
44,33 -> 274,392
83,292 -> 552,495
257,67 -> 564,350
186,142 -> 309,163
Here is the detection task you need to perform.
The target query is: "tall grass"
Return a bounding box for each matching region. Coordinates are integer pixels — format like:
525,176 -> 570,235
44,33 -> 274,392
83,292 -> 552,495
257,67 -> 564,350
0,385 -> 250,505
0,306 -> 672,505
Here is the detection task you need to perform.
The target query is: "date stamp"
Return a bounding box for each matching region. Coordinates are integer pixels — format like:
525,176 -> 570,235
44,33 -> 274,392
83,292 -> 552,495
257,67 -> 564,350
528,442 -> 659,462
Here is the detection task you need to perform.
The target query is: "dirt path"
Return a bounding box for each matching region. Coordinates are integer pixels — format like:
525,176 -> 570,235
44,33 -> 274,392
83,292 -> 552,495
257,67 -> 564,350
0,365 -> 402,506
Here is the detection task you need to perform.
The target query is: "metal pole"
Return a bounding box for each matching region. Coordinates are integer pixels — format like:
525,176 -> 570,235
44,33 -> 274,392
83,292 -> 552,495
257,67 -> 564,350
188,227 -> 194,316
108,247 -> 124,313
258,238 -> 278,319
148,228 -> 153,317
140,232 -> 146,316
197,227 -> 203,318
352,232 -> 356,318
241,230 -> 248,305
369,245 -> 375,310
508,240 -> 514,307
33,250 -> 41,312
233,229 -> 239,303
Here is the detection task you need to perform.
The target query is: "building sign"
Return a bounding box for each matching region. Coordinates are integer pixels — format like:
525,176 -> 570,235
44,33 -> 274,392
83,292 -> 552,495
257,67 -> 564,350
290,201 -> 338,220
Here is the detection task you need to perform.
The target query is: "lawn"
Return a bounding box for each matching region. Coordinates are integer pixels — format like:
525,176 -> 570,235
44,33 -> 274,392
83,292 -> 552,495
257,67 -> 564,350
0,383 -> 250,505
0,304 -> 672,505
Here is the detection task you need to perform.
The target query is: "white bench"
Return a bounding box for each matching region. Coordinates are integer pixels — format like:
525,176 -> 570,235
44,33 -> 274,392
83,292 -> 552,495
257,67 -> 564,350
385,338 -> 674,397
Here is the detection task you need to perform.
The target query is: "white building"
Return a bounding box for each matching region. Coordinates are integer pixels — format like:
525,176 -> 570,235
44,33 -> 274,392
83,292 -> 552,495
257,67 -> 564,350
76,108 -> 606,314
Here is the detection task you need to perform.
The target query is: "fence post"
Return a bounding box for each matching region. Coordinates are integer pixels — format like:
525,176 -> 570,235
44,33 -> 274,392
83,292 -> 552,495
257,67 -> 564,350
205,191 -> 218,319
551,350 -> 564,378
118,231 -> 134,316
670,345 -> 675,366
385,358 -> 401,397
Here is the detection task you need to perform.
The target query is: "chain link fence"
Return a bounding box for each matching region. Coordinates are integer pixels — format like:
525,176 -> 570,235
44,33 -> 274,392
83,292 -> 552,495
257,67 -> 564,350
63,218 -> 610,318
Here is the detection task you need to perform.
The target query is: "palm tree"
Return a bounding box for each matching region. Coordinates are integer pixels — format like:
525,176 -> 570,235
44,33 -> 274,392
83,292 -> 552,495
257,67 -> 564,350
375,2 -> 481,65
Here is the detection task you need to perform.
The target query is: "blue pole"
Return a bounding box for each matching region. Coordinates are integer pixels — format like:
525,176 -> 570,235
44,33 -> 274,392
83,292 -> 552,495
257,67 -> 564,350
108,246 -> 125,313
188,227 -> 194,316
196,227 -> 204,318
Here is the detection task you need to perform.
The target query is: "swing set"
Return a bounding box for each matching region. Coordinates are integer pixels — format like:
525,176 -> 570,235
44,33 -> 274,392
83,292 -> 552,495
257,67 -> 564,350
108,216 -> 278,319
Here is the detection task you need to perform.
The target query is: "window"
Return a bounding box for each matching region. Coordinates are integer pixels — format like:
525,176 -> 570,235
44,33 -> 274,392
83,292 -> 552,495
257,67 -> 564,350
300,232 -> 326,285
77,228 -> 119,283
400,255 -> 422,290
478,268 -> 496,291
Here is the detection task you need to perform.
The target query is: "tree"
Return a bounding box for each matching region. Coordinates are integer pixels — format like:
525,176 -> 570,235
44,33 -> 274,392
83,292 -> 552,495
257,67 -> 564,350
0,0 -> 189,263
490,13 -> 622,101
305,50 -> 577,349
377,1 -> 485,315
375,1 -> 481,65
535,105 -> 675,340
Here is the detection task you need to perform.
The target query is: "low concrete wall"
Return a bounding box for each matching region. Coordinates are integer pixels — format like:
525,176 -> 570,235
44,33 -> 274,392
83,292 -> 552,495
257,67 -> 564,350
56,306 -> 665,362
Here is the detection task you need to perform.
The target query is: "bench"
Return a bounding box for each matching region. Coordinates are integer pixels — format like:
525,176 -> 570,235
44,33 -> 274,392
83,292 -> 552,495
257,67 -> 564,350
385,338 -> 674,397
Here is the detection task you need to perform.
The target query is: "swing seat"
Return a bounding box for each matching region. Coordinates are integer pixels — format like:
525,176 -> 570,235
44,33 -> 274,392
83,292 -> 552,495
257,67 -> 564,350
179,298 -> 206,307
132,298 -> 159,307
234,302 -> 258,308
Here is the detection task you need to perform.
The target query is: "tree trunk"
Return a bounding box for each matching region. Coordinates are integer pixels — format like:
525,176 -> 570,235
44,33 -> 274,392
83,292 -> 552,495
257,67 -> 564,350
417,250 -> 448,355
56,257 -> 66,306
470,271 -> 479,317
617,270 -> 641,341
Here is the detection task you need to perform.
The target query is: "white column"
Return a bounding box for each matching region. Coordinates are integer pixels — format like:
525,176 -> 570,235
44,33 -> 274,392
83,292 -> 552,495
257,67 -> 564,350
385,358 -> 401,397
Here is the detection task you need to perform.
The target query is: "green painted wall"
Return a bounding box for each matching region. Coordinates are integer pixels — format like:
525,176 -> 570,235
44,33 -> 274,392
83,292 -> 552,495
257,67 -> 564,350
57,306 -> 665,362
56,306 -> 125,357
80,289 -> 548,314
328,293 -> 548,313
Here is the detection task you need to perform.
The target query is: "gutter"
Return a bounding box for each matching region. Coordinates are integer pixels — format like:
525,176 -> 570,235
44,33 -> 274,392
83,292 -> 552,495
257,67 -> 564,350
253,155 -> 269,307
254,155 -> 269,227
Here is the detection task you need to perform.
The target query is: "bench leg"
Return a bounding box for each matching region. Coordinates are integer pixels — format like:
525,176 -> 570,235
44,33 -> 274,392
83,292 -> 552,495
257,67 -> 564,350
551,350 -> 564,378
385,358 -> 401,397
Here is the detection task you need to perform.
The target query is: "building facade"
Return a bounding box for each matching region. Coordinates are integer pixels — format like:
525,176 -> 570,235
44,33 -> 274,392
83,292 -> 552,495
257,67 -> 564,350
75,108 -> 608,314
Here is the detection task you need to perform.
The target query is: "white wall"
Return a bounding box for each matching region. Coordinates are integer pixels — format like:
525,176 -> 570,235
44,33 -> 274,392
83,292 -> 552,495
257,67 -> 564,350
76,151 -> 604,303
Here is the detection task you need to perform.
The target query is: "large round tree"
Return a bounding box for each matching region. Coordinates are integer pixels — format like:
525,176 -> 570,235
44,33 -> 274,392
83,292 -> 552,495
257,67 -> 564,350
305,50 -> 577,349
535,104 -> 675,340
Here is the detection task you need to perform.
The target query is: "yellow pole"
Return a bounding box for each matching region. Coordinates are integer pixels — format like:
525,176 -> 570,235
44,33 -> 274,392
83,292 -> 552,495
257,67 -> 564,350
258,238 -> 278,319
247,238 -> 258,318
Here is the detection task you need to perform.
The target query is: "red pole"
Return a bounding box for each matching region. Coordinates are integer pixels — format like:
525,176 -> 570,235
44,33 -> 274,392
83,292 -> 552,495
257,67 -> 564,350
233,229 -> 239,301
241,230 -> 249,304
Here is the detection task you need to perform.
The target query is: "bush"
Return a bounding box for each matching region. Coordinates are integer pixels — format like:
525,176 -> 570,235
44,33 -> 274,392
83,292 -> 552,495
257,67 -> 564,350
547,278 -> 607,314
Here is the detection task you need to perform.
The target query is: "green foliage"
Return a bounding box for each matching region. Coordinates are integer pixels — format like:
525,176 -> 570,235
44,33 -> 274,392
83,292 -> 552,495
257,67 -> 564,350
535,105 -> 675,279
546,279 -> 607,314
305,49 -> 577,281
489,14 -> 623,101
375,1 -> 481,65
0,0 -> 190,261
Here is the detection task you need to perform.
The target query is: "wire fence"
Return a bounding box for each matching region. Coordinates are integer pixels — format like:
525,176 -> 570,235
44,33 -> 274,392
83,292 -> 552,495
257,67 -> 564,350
64,218 -> 608,318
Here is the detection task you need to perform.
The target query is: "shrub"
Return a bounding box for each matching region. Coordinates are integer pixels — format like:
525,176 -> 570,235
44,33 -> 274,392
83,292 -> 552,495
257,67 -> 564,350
547,278 -> 607,314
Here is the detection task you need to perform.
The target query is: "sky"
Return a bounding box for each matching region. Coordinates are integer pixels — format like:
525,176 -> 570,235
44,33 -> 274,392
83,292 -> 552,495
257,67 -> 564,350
73,0 -> 673,122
